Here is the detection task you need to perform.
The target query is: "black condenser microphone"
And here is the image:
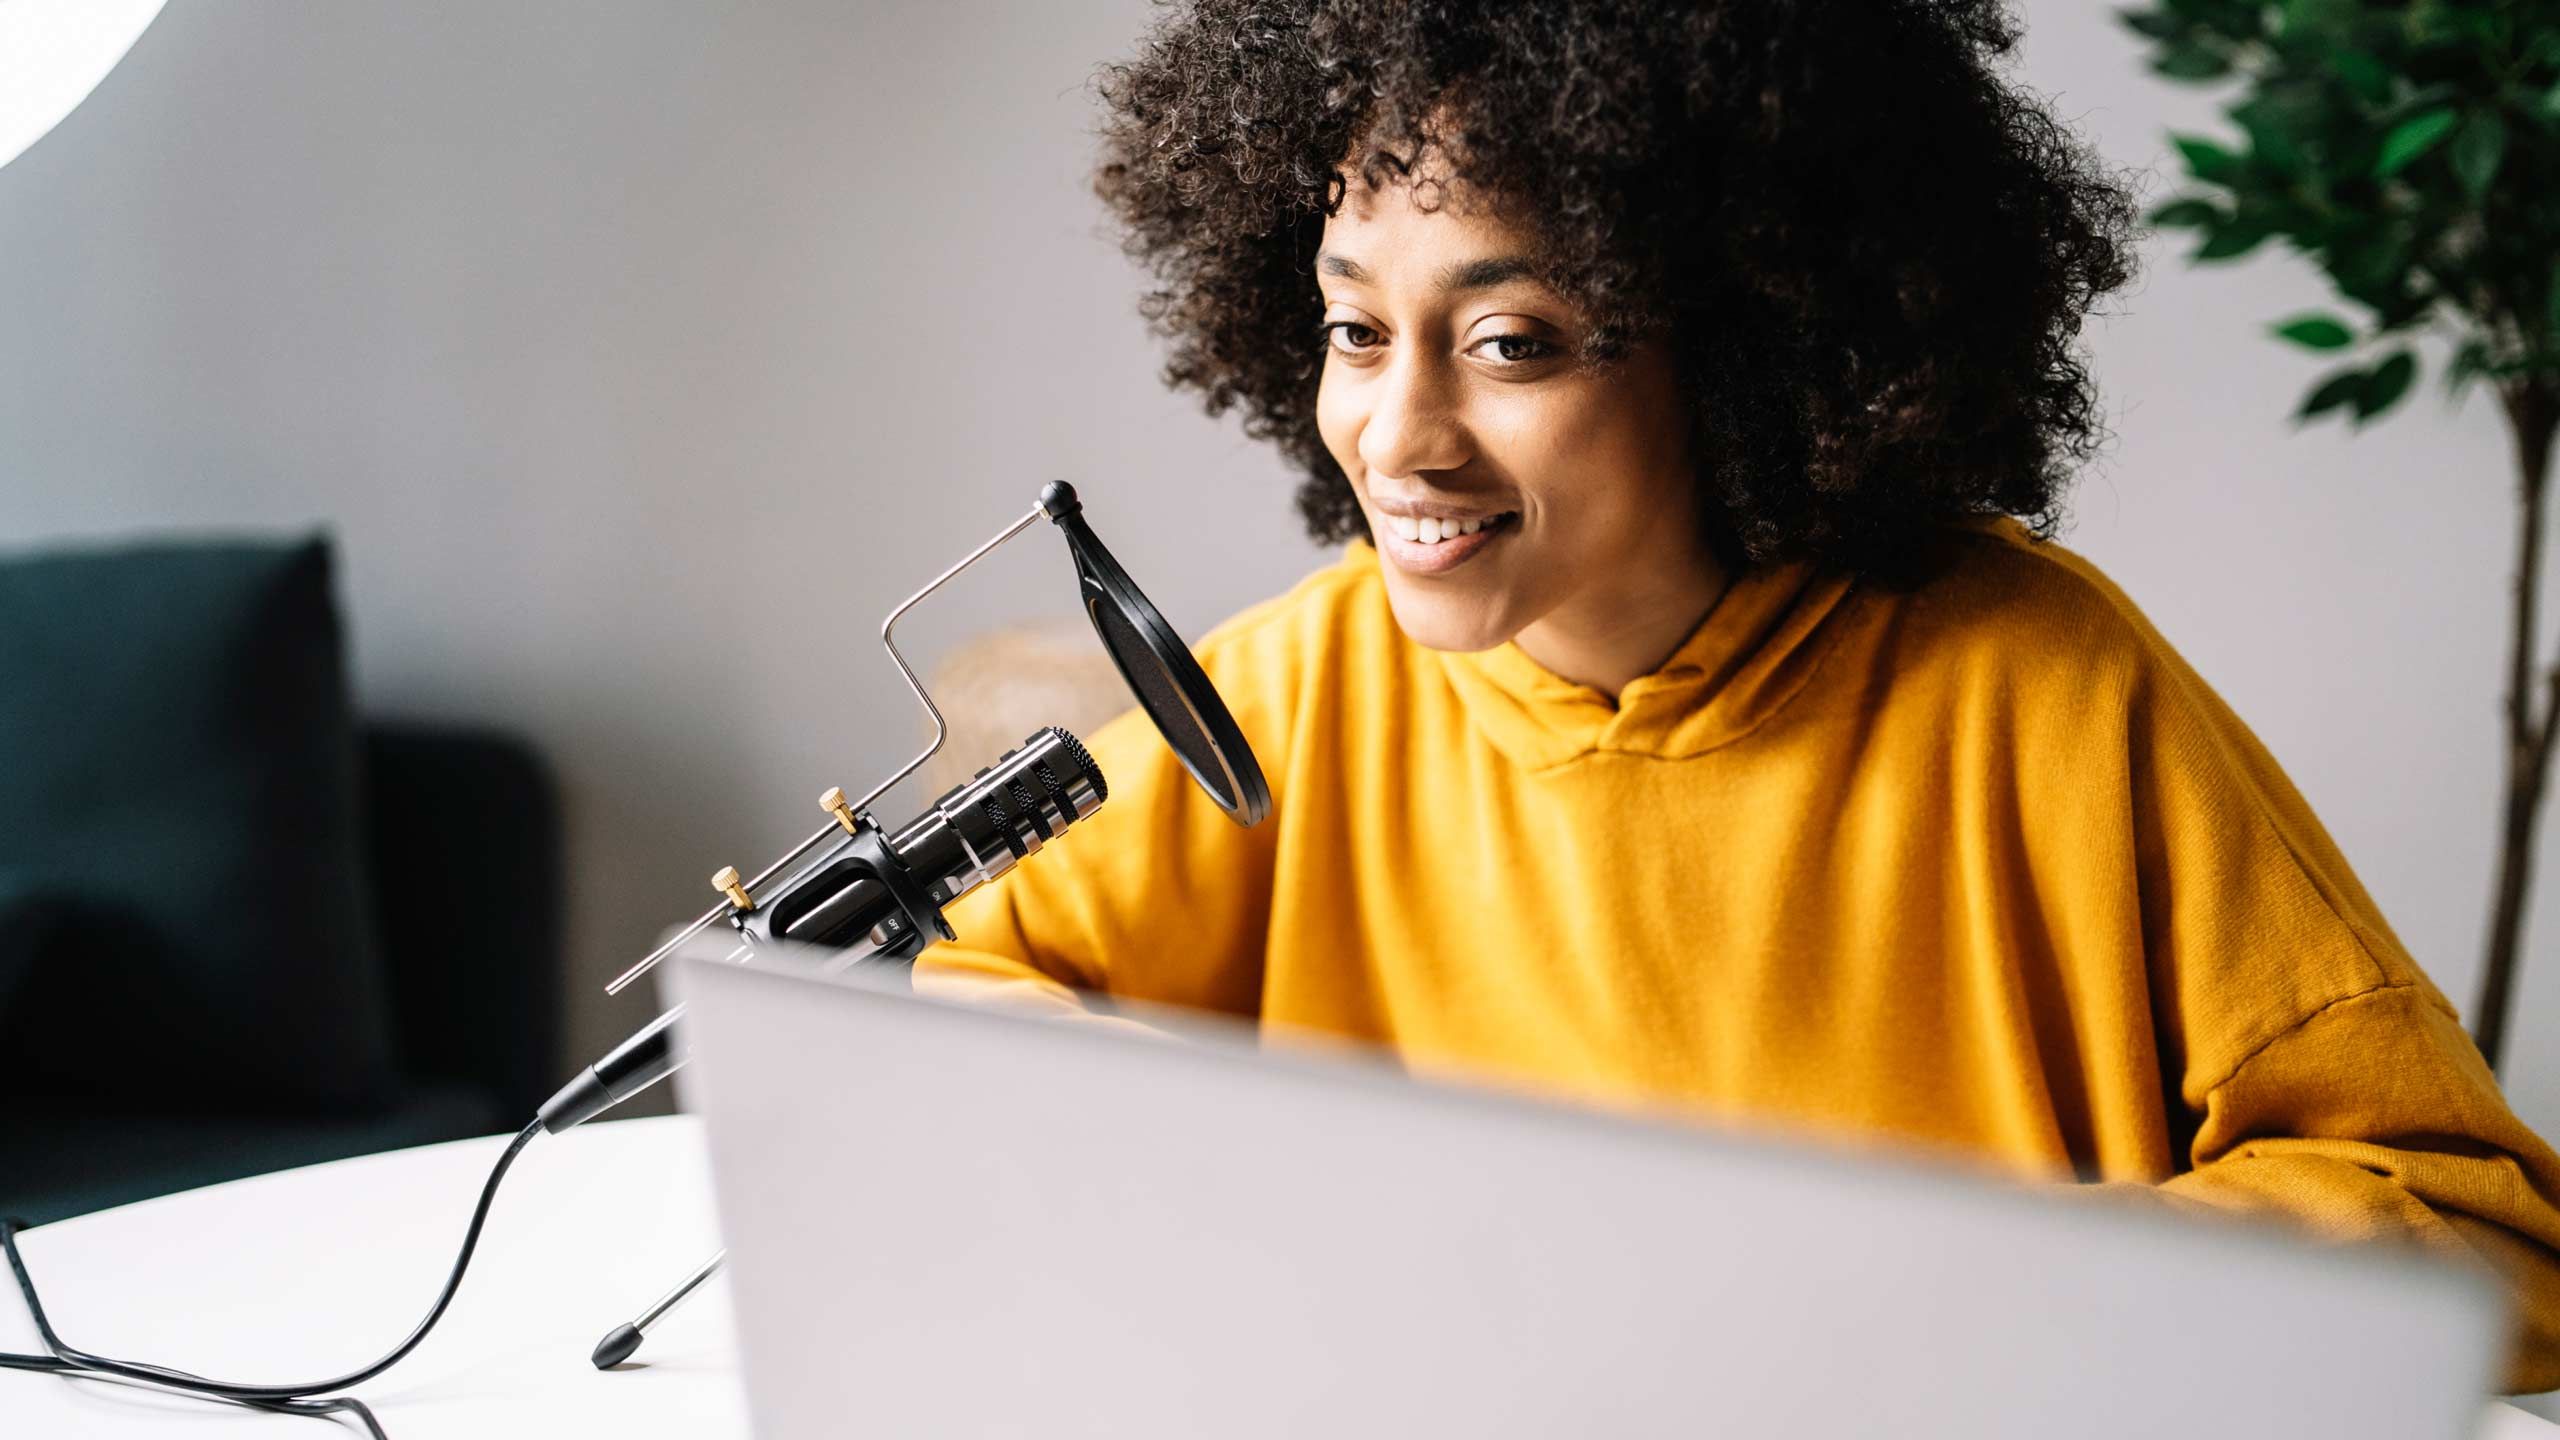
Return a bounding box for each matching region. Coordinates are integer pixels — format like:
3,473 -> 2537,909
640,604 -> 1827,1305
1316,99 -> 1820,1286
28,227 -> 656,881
536,726 -> 1107,1134
746,724 -> 1107,956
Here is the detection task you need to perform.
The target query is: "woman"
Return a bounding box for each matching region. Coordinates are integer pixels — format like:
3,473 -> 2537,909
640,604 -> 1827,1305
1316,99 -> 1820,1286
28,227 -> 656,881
916,0 -> 2560,1391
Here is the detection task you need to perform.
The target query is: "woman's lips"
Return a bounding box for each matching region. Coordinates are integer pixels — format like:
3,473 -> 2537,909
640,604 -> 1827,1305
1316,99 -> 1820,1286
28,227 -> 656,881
1377,512 -> 1516,576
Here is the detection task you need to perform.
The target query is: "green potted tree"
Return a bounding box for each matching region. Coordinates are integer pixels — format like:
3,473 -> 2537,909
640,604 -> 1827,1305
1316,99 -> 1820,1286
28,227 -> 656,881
2120,0 -> 2560,1072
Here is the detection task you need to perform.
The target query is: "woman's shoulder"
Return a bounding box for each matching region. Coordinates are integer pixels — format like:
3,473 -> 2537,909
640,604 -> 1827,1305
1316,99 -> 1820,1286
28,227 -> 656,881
1879,517 -> 2177,700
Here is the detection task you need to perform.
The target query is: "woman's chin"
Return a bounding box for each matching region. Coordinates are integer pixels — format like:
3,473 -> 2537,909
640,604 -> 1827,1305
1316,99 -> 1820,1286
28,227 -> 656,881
1379,580 -> 1518,655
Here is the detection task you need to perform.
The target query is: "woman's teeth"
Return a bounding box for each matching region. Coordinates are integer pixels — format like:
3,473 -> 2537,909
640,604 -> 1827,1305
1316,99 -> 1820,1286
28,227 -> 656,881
1385,513 -> 1505,545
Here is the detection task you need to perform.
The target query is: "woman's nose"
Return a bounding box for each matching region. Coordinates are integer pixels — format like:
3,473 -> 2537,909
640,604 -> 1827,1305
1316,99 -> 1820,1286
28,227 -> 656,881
1357,352 -> 1470,481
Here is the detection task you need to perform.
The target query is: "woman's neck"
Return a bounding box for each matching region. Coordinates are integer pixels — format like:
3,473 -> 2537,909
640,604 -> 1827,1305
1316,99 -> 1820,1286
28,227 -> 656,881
1510,543 -> 1732,703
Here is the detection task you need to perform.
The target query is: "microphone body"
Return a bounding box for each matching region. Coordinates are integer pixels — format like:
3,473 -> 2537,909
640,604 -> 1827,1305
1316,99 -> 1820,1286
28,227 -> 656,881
538,726 -> 1107,1132
748,724 -> 1107,958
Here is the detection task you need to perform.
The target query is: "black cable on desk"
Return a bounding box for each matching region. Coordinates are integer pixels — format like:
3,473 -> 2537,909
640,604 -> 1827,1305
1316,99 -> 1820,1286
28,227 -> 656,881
0,1117 -> 544,1437
0,1354 -> 390,1438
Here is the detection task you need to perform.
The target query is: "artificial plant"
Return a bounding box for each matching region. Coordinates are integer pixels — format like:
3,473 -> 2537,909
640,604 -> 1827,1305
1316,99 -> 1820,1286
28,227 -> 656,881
2120,0 -> 2560,1072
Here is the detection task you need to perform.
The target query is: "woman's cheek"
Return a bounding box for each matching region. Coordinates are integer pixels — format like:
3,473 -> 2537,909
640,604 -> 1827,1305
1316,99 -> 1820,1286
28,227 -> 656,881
1314,373 -> 1362,477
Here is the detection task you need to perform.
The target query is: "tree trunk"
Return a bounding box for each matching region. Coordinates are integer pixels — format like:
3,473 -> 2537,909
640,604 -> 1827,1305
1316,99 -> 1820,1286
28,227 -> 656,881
2476,378 -> 2560,1076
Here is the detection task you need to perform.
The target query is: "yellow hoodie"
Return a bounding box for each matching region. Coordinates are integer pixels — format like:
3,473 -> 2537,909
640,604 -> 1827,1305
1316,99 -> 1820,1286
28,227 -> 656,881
918,520 -> 2560,1393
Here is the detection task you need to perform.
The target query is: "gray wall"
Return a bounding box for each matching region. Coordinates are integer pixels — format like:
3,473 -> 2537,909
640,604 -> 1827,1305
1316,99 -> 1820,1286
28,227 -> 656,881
0,0 -> 1324,1083
3,1 -> 2552,1158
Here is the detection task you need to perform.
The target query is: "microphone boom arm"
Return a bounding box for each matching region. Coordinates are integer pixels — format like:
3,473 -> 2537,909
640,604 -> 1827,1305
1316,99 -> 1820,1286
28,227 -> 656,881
603,493 -> 1062,998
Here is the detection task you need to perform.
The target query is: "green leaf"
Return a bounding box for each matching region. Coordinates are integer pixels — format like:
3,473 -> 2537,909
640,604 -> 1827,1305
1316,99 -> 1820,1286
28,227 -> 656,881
2450,111 -> 2506,199
2172,132 -> 2245,183
2446,339 -> 2491,399
2371,291 -> 2432,332
2272,313 -> 2356,349
2407,3 -> 2501,49
2375,107 -> 2459,176
2542,76 -> 2560,121
2351,349 -> 2417,423
2328,223 -> 2411,299
2147,197 -> 2223,228
2196,218 -> 2272,261
2230,97 -> 2312,176
2284,0 -> 2361,35
2163,0 -> 2265,36
2326,46 -> 2394,106
2376,82 -> 2460,128
2117,8 -> 2186,41
2154,45 -> 2232,80
2295,367 -> 2366,422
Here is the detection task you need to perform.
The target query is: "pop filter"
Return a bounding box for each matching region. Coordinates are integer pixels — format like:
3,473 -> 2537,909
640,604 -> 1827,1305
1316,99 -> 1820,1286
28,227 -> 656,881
1039,481 -> 1271,827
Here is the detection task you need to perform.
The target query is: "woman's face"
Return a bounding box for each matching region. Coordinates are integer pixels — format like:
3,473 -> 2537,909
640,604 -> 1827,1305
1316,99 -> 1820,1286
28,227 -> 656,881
1314,169 -> 1713,667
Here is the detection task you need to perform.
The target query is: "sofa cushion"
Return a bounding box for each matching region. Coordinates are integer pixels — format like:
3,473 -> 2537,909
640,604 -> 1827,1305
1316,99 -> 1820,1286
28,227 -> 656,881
0,873 -> 62,1032
0,535 -> 397,1110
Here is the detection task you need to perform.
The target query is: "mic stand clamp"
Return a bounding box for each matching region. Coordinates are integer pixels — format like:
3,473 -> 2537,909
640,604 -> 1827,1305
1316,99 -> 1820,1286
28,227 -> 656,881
734,810 -> 953,962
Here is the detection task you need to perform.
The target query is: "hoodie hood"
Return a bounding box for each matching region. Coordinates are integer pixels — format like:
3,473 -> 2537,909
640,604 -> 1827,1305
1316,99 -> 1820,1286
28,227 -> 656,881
1361,545 -> 1864,771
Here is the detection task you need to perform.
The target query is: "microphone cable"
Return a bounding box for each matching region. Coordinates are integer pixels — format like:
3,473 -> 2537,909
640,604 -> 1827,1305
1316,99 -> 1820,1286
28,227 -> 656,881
0,724 -> 1121,1433
0,1116 -> 543,1439
0,949 -> 693,1434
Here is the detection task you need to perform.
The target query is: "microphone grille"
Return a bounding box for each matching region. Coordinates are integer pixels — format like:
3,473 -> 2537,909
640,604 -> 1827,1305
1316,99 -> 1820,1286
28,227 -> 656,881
950,726 -> 1110,866
1039,724 -> 1106,804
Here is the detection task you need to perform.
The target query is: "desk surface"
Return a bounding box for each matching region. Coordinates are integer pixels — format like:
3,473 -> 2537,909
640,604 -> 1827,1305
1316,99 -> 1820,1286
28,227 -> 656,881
3,1116 -> 2554,1437
1,1115 -> 744,1436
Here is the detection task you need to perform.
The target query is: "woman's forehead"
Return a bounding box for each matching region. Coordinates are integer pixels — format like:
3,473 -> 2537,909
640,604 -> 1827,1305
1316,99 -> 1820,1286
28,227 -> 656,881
1323,174 -> 1538,267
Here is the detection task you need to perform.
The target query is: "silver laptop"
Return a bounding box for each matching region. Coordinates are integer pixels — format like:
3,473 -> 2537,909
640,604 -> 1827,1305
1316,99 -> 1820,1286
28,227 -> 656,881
664,937 -> 2502,1439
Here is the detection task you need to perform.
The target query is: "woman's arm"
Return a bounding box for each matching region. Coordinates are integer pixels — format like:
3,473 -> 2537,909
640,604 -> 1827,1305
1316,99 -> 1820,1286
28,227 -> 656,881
915,697 -> 1281,1020
2149,978 -> 2560,1394
912,599 -> 1302,1023
2121,625 -> 2560,1395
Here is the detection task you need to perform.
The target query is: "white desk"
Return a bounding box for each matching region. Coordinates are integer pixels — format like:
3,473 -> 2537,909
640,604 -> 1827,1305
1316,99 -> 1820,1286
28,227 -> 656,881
1,1116 -> 744,1436
4,1116 -> 2555,1437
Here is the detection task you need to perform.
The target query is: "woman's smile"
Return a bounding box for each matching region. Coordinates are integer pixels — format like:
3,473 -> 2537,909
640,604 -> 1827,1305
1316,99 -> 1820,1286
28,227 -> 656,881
1367,497 -> 1521,575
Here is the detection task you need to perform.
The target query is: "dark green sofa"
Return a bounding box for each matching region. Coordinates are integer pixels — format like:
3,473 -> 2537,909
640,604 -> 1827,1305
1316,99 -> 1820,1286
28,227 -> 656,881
0,537 -> 562,1225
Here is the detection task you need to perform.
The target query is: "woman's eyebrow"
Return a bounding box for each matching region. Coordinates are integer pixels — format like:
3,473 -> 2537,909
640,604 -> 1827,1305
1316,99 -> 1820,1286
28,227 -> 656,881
1317,252 -> 1545,295
1434,255 -> 1542,294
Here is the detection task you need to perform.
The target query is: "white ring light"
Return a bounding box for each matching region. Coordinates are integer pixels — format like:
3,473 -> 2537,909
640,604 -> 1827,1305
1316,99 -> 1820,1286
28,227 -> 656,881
0,0 -> 168,172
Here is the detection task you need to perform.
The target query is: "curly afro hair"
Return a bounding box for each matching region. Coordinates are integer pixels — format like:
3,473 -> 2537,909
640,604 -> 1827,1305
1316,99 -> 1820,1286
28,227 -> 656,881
1091,0 -> 2142,580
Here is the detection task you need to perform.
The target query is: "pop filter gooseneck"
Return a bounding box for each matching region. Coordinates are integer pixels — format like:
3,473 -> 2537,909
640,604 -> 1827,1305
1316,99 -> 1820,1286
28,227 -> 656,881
1038,481 -> 1271,828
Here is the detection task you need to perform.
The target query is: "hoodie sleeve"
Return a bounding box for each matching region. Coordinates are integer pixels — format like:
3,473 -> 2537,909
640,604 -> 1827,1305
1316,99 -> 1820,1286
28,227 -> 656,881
913,693 -> 1279,1024
2151,979 -> 2560,1395
2105,586 -> 2560,1396
912,598 -> 1298,1024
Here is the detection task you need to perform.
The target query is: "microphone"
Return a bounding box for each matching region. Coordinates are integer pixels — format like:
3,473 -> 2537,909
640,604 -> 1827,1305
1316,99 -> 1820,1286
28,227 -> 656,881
536,725 -> 1108,1134
747,724 -> 1107,956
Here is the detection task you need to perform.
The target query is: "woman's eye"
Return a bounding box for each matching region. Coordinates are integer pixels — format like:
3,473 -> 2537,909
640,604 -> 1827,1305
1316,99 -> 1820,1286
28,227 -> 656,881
1321,321 -> 1383,355
1469,333 -> 1557,365
1319,322 -> 1555,366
